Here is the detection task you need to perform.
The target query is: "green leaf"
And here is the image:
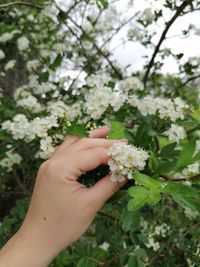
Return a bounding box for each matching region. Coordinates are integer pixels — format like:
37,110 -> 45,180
162,183 -> 200,212
176,140 -> 197,169
96,0 -> 109,9
147,192 -> 161,206
191,108 -> 200,122
133,173 -> 161,190
135,121 -> 151,147
107,120 -> 125,139
121,208 -> 140,232
77,258 -> 97,267
159,142 -> 179,159
127,186 -> 149,211
134,248 -> 148,259
67,120 -> 88,137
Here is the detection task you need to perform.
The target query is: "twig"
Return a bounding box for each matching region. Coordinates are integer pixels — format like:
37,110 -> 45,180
160,173 -> 200,182
182,222 -> 200,239
176,74 -> 200,90
100,12 -> 140,50
143,0 -> 190,88
67,15 -> 123,79
0,1 -> 42,10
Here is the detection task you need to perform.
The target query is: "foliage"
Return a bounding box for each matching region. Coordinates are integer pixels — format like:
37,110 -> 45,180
0,0 -> 200,266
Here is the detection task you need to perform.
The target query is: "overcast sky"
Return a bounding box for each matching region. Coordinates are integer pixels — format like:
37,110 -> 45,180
110,0 -> 200,74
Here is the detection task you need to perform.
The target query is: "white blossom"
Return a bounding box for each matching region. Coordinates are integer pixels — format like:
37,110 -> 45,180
146,235 -> 160,251
184,206 -> 199,220
17,36 -> 30,51
154,223 -> 171,238
17,95 -> 43,113
0,150 -> 22,172
39,136 -> 55,159
5,60 -> 16,71
0,49 -> 5,60
164,124 -> 186,143
107,142 -> 149,182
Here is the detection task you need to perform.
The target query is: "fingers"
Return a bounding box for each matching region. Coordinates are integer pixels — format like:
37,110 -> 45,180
52,125 -> 109,157
86,175 -> 127,211
70,138 -> 117,153
52,136 -> 81,156
77,147 -> 110,174
89,125 -> 109,138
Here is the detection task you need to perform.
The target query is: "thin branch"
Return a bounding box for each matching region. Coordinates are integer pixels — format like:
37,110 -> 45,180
143,0 -> 190,88
0,1 -> 42,10
68,16 -> 123,79
100,12 -> 140,50
177,74 -> 200,89
160,173 -> 200,182
182,222 -> 200,239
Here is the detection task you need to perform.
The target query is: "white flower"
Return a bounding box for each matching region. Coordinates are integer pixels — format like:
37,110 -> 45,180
17,95 -> 43,113
5,60 -> 16,71
154,223 -> 170,238
119,77 -> 143,92
107,142 -> 149,182
17,36 -> 29,51
26,60 -> 40,71
39,136 -> 55,159
2,114 -> 32,141
164,124 -> 186,143
184,207 -> 199,220
0,49 -> 5,60
85,86 -> 126,119
86,73 -> 111,88
146,235 -> 160,251
0,150 -> 22,172
128,96 -> 188,121
182,162 -> 200,176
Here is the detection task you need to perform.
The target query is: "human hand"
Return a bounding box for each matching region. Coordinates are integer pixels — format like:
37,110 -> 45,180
0,126 -> 126,267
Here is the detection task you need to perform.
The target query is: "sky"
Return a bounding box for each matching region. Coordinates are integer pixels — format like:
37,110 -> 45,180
110,0 -> 200,74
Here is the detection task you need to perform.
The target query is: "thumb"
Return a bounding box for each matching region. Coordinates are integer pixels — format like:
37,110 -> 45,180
86,175 -> 127,211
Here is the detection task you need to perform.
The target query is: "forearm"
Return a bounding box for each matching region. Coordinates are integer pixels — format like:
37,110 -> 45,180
0,228 -> 54,267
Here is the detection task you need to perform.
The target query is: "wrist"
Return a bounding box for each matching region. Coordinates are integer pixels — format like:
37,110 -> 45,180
0,226 -> 55,267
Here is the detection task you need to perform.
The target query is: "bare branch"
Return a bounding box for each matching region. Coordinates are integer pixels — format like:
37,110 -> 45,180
143,1 -> 190,88
0,1 -> 42,10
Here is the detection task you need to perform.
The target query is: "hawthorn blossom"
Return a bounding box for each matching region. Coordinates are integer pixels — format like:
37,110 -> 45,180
107,142 -> 149,182
17,36 -> 30,51
164,124 -> 186,143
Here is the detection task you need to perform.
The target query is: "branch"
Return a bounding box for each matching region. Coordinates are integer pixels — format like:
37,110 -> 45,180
143,1 -> 190,88
177,74 -> 200,89
68,16 -> 123,79
100,12 -> 140,50
160,173 -> 200,182
0,1 -> 42,10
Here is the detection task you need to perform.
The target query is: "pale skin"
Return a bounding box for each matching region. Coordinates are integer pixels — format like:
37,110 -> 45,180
0,126 -> 126,267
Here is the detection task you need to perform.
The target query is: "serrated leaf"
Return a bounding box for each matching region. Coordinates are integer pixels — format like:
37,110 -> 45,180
147,192 -> 161,206
107,120 -> 125,139
191,108 -> 200,122
176,141 -> 197,169
67,120 -> 88,137
127,186 -> 149,211
133,173 -> 161,190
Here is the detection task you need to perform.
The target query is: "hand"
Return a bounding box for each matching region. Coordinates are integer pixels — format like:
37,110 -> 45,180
0,126 -> 126,267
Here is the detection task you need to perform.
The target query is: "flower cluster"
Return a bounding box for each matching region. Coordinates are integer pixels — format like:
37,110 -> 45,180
107,142 -> 149,182
164,124 -> 186,143
85,86 -> 126,119
0,149 -> 22,172
129,95 -> 188,121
